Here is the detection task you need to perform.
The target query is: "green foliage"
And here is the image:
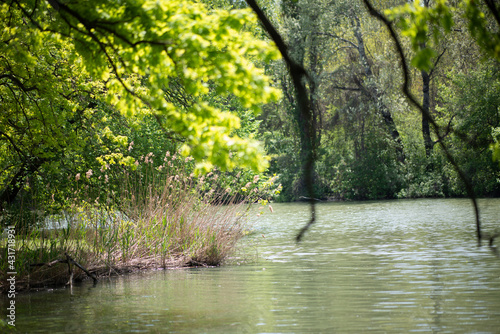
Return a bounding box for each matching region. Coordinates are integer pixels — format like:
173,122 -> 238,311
386,0 -> 500,71
492,128 -> 500,166
438,62 -> 500,196
257,0 -> 499,202
1,0 -> 283,219
385,0 -> 453,71
463,0 -> 500,61
397,150 -> 449,198
322,116 -> 403,200
29,0 -> 281,172
3,0 -> 499,213
257,104 -> 302,201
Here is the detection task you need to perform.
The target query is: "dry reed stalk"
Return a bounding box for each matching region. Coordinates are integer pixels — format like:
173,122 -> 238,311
1,150 -> 277,292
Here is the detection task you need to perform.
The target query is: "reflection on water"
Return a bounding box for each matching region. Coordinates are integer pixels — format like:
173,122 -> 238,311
3,198 -> 500,333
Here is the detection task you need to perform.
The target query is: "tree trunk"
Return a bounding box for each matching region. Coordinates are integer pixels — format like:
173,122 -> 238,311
421,69 -> 433,156
352,14 -> 405,163
421,0 -> 434,157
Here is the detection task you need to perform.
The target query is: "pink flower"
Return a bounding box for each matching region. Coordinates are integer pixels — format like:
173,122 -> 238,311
86,169 -> 93,179
75,173 -> 81,181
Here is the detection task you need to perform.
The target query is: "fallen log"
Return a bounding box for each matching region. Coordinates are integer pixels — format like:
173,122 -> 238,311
30,253 -> 98,284
65,253 -> 98,284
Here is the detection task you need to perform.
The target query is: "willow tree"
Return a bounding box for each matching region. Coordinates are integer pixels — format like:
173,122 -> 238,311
362,0 -> 500,245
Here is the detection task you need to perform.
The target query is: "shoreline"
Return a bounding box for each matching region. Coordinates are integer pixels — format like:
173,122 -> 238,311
1,254 -> 208,294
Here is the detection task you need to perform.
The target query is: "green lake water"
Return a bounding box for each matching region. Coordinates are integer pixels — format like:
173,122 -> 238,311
3,198 -> 500,333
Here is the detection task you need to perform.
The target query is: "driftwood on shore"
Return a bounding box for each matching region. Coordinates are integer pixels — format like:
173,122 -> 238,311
30,253 -> 98,285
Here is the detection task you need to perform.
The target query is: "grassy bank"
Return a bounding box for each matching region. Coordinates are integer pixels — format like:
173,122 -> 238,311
0,153 -> 279,292
1,202 -> 249,292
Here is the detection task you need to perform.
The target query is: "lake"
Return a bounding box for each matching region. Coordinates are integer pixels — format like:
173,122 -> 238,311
3,198 -> 500,333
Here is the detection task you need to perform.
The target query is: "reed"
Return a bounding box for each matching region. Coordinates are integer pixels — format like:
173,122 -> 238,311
0,151 -> 278,292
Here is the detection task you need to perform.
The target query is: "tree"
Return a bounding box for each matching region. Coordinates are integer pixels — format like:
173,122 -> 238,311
0,0 -> 281,211
362,0 -> 500,244
440,61 -> 500,196
274,0 -> 324,199
349,7 -> 406,164
245,0 -> 499,243
259,0 -> 409,200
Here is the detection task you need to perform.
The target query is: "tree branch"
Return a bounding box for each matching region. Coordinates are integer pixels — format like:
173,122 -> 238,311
483,0 -> 500,28
330,85 -> 361,91
362,0 -> 482,245
245,0 -> 316,242
428,48 -> 446,78
0,130 -> 26,159
0,74 -> 37,92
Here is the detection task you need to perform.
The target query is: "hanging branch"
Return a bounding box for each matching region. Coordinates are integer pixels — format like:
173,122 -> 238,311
361,0 -> 482,246
245,0 -> 317,242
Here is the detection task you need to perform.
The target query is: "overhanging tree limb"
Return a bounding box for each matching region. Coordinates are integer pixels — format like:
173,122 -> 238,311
361,0 -> 482,245
245,0 -> 317,242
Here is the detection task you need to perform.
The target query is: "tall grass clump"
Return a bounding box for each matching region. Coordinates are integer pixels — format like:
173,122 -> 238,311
1,150 -> 281,291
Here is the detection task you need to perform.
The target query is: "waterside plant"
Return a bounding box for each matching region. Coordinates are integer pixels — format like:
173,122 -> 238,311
0,151 -> 281,292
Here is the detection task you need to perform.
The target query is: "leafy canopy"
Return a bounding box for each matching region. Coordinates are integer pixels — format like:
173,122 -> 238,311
386,0 -> 499,70
3,0 -> 281,173
385,0 -> 500,165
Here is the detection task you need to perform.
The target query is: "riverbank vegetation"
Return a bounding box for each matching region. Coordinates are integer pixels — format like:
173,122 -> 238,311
0,0 -> 281,291
256,0 -> 500,202
1,150 -> 280,291
1,0 -> 500,290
